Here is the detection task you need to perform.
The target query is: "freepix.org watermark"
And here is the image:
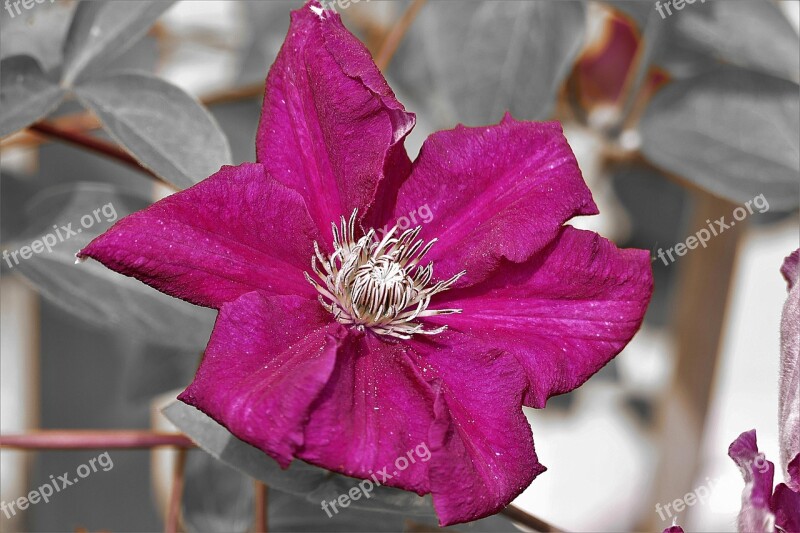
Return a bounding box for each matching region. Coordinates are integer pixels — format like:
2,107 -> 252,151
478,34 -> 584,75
655,452 -> 770,522
3,0 -> 55,19
318,0 -> 370,13
655,476 -> 722,522
320,442 -> 431,518
655,0 -> 706,20
656,193 -> 769,266
2,203 -> 117,269
1,452 -> 114,519
376,204 -> 433,238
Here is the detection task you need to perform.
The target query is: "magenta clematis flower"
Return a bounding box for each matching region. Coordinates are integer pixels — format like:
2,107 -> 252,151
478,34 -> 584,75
79,1 -> 652,525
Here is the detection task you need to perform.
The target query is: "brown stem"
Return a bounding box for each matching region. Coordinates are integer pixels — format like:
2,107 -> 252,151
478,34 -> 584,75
501,504 -> 565,533
254,481 -> 268,533
374,0 -> 427,72
0,430 -> 194,449
166,448 -> 187,533
29,122 -> 176,189
202,83 -> 264,107
1,432 -> 560,531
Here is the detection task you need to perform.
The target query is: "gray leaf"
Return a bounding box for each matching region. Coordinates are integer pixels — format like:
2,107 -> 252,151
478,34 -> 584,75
421,0 -> 587,125
268,489 -> 406,532
0,0 -> 76,70
183,450 -> 253,533
162,401 -> 437,518
603,1 -> 652,28
666,1 -> 799,82
75,72 -> 232,189
0,55 -> 64,137
61,0 -> 174,85
640,68 -> 800,211
11,183 -> 215,349
182,451 -> 408,532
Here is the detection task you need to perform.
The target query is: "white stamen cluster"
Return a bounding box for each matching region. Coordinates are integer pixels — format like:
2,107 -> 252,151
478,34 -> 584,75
304,210 -> 465,339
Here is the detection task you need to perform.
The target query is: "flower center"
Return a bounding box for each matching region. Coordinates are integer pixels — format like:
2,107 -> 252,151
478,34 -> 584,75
304,210 -> 464,339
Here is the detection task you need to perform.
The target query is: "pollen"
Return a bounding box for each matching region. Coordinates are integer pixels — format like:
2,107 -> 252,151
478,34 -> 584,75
304,210 -> 464,339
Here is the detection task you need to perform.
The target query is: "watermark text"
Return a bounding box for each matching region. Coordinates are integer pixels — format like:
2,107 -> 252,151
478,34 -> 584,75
656,194 -> 768,266
2,203 -> 117,269
1,452 -> 114,519
321,442 -> 431,517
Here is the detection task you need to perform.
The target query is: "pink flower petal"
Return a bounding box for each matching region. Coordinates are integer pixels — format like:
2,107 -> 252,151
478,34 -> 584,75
773,453 -> 800,532
79,163 -> 320,309
257,2 -> 415,239
728,430 -> 777,533
297,333 -> 436,496
391,115 -> 598,287
772,480 -> 800,533
427,226 -> 652,407
178,292 -> 342,468
788,453 -> 800,489
780,249 -> 800,483
408,333 -> 546,526
781,249 -> 800,290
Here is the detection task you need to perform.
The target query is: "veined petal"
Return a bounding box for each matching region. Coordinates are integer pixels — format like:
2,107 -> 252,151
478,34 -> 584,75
427,226 -> 652,408
788,453 -> 800,491
772,480 -> 800,533
772,453 -> 800,531
297,333 -> 436,496
728,430 -> 777,533
391,115 -> 597,287
178,292 -> 341,468
407,334 -> 546,526
780,249 -> 800,483
257,1 -> 415,240
781,249 -> 800,290
79,163 -> 320,309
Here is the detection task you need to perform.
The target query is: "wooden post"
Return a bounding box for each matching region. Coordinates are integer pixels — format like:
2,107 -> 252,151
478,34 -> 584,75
646,189 -> 745,530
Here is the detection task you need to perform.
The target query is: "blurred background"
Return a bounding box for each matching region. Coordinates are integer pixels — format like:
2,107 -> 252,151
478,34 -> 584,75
1,1 -> 799,531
